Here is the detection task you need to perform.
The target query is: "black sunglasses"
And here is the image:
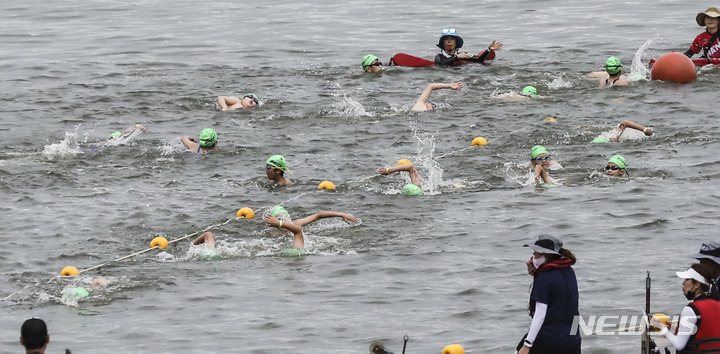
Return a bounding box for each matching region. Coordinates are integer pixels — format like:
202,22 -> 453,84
370,61 -> 383,67
605,165 -> 620,171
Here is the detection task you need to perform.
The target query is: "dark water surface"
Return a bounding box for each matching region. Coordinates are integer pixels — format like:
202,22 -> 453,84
2,0 -> 719,353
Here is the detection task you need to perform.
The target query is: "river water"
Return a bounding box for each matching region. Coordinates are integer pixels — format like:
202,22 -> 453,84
2,0 -> 719,353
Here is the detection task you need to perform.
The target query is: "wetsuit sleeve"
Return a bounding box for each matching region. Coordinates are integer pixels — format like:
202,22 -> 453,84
434,53 -> 458,66
661,305 -> 697,350
526,302 -> 548,344
468,50 -> 491,63
684,48 -> 695,58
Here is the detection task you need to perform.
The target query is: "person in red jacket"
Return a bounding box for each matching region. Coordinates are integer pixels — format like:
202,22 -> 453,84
684,7 -> 720,60
651,263 -> 720,353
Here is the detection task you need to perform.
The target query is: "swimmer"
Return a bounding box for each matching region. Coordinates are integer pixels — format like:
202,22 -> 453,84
594,120 -> 653,143
216,93 -> 259,110
605,155 -> 628,177
411,82 -> 463,111
589,57 -> 630,86
265,154 -> 293,186
191,231 -> 220,259
362,54 -> 383,73
109,124 -> 145,141
530,145 -> 555,185
263,205 -> 359,249
181,128 -> 217,153
434,28 -> 503,66
376,162 -> 424,195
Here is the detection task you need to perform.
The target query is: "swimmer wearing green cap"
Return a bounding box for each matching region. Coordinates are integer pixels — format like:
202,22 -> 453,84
520,86 -> 538,98
605,155 -> 627,177
362,54 -> 383,73
263,205 -> 359,249
108,124 -> 146,141
216,93 -> 259,110
377,162 -> 424,195
192,231 -> 221,259
588,57 -> 629,86
411,82 -> 464,111
181,128 -> 218,153
530,145 -> 555,185
265,154 -> 294,186
593,120 -> 654,143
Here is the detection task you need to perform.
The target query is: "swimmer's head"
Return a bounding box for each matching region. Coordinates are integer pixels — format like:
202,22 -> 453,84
401,184 -> 424,196
426,100 -> 437,110
521,86 -> 538,98
199,128 -> 218,147
606,154 -> 626,177
109,131 -> 122,139
362,54 -> 382,72
242,93 -> 259,107
605,57 -> 622,75
531,145 -> 549,159
267,205 -> 292,222
437,28 -> 464,50
593,136 -> 611,144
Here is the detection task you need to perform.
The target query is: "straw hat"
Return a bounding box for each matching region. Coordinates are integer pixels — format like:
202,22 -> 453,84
696,7 -> 720,26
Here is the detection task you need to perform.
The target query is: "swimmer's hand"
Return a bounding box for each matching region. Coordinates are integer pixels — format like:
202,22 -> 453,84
263,215 -> 280,227
449,82 -> 463,91
377,167 -> 390,175
340,213 -> 359,224
488,40 -> 503,51
644,127 -> 653,136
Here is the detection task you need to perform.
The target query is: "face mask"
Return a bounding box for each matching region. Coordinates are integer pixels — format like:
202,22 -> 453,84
532,255 -> 546,269
684,289 -> 696,301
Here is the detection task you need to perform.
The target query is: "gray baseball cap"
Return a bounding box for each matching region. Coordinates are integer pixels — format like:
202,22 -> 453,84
524,234 -> 562,255
689,241 -> 720,264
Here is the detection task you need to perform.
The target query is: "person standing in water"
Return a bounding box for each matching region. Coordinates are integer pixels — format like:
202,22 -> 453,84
684,7 -> 720,60
434,28 -> 502,66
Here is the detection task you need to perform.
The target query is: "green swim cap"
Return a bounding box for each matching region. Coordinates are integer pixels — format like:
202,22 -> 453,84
282,248 -> 305,257
608,154 -> 626,169
521,86 -> 538,98
199,128 -> 218,147
605,56 -> 622,75
271,205 -> 289,217
199,248 -> 221,260
531,145 -> 549,159
266,155 -> 288,170
593,136 -> 610,144
110,131 -> 122,139
401,184 -> 424,196
73,287 -> 89,298
362,54 -> 379,68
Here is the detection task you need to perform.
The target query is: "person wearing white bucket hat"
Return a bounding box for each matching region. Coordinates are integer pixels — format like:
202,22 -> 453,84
650,263 -> 720,353
684,7 -> 720,59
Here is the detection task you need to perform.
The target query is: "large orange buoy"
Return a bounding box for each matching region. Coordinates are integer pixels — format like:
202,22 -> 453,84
651,52 -> 697,83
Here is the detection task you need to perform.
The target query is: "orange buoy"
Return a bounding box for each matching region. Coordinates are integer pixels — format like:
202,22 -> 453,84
651,52 -> 697,83
236,207 -> 255,219
60,266 -> 79,276
150,236 -> 169,249
318,181 -> 336,189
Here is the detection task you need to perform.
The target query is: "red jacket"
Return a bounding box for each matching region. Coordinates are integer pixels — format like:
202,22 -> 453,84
685,298 -> 720,353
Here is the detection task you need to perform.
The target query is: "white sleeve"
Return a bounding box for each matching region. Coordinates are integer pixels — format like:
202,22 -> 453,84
526,302 -> 548,345
662,305 -> 697,350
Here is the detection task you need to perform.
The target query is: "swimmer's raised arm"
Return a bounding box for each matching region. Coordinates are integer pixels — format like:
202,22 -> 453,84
611,120 -> 653,142
293,212 -> 358,228
411,82 -> 463,111
378,163 -> 422,188
264,214 -> 305,248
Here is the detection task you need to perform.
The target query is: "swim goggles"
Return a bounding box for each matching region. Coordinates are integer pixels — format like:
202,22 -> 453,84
369,61 -> 383,67
244,95 -> 259,105
442,28 -> 457,35
605,165 -> 620,171
534,156 -> 550,162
